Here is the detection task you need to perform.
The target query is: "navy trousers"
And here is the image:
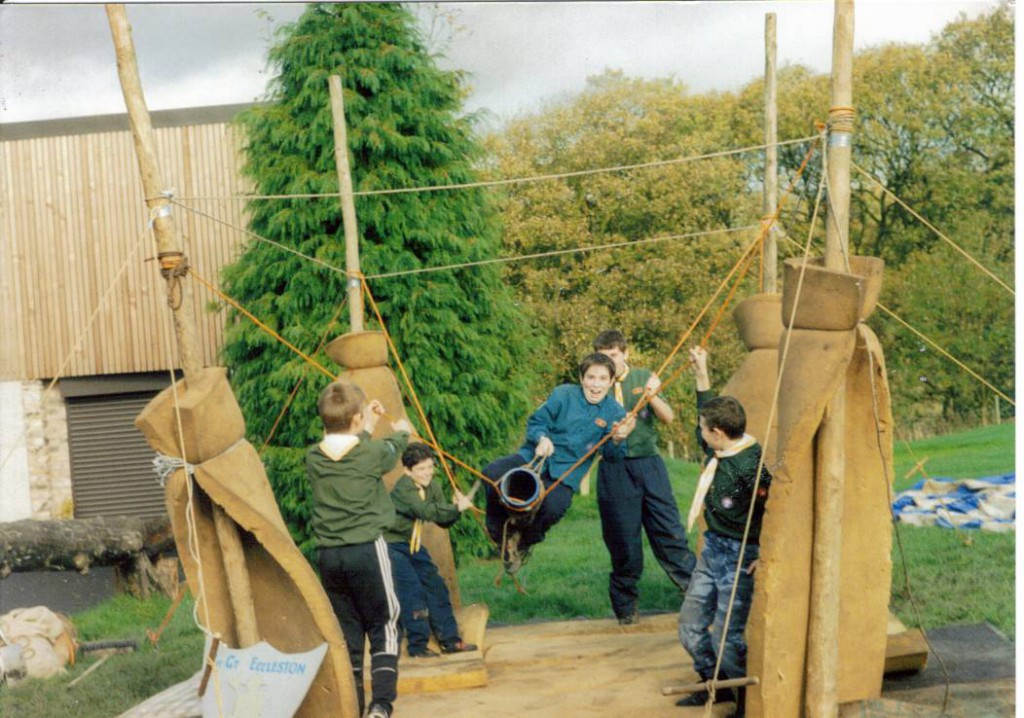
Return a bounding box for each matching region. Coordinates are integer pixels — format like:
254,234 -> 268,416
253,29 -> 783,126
597,455 -> 696,619
483,453 -> 574,551
318,537 -> 400,715
387,542 -> 460,653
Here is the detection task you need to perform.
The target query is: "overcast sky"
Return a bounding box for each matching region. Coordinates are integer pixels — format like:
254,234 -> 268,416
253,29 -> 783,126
0,1 -> 1001,127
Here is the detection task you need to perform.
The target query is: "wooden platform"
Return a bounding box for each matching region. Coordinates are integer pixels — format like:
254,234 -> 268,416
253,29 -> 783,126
119,610 -> 933,717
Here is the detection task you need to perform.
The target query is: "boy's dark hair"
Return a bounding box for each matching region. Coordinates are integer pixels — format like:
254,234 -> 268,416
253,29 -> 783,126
593,329 -> 628,352
578,352 -> 616,380
699,396 -> 747,439
317,380 -> 365,432
402,442 -> 435,469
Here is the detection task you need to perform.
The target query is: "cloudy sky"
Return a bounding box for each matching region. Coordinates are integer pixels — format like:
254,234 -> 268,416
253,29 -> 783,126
0,1 -> 1000,127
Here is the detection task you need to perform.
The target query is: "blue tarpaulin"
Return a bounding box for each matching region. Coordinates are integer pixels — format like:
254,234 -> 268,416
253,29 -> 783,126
891,473 -> 1015,532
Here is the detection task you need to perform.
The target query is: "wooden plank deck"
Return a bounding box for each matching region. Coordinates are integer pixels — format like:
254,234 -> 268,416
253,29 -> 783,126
119,611 -> 933,718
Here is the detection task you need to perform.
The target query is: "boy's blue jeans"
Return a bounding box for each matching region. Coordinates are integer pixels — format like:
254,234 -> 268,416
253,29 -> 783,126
387,542 -> 460,652
677,531 -> 759,682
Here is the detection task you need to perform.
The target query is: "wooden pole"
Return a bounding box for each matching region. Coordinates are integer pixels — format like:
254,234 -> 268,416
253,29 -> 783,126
806,1 -> 854,716
329,74 -> 365,333
106,4 -> 259,648
105,4 -> 201,377
763,12 -> 779,294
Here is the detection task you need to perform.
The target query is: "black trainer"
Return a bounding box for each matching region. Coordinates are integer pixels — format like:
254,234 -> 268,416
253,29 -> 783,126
366,703 -> 390,718
617,609 -> 640,626
440,639 -> 478,654
675,688 -> 736,707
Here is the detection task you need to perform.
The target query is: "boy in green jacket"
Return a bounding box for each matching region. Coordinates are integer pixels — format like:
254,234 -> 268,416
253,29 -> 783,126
307,380 -> 411,718
384,443 -> 477,657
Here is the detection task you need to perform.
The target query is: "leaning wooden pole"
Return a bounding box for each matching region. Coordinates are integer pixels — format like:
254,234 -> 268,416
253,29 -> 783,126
106,4 -> 260,648
105,4 -> 201,378
763,12 -> 779,294
806,1 -> 854,716
329,74 -> 365,333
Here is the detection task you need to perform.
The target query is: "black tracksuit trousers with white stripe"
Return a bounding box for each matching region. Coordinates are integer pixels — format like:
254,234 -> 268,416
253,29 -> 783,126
319,536 -> 401,715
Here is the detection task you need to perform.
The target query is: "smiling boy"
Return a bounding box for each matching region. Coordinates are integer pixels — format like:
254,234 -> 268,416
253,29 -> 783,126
483,353 -> 635,573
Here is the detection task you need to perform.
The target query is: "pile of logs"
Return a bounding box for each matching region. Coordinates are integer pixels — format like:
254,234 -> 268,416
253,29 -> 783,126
0,516 -> 178,598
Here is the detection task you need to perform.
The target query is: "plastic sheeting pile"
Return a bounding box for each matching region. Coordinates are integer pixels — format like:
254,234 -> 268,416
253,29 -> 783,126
892,474 -> 1015,532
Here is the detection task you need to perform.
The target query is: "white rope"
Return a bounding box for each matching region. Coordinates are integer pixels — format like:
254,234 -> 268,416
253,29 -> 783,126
164,135 -> 820,203
152,453 -> 196,488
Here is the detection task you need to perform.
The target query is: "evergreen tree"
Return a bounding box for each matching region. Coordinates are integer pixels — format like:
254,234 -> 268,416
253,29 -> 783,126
220,3 -> 541,557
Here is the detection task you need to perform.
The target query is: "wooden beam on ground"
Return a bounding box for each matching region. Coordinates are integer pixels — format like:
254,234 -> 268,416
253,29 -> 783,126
662,675 -> 760,696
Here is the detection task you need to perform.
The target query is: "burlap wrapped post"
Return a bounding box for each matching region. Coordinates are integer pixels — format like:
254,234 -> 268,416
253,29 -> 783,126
134,367 -> 245,464
137,369 -> 360,717
746,257 -> 891,717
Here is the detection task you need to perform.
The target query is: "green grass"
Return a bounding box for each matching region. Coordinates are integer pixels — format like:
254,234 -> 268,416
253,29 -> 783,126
459,423 -> 1017,638
0,424 -> 1012,717
0,594 -> 204,718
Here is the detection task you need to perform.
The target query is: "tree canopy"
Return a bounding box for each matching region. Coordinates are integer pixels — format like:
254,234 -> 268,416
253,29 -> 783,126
488,4 -> 1013,441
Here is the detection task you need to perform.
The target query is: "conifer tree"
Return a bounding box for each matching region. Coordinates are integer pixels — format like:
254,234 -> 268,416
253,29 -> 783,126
220,3 -> 540,556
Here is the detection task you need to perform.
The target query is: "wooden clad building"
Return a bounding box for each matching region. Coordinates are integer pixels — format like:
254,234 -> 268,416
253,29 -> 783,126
0,105 -> 252,521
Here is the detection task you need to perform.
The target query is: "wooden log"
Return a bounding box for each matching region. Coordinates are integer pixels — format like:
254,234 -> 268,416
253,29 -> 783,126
328,74 -> 364,332
0,516 -> 171,576
662,675 -> 759,696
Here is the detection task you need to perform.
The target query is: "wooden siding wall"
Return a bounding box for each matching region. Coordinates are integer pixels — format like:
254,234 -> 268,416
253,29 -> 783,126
0,122 -> 251,380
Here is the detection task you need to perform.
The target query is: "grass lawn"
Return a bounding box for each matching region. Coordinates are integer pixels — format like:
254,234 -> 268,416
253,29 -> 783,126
459,422 -> 1016,638
0,424 -> 1013,717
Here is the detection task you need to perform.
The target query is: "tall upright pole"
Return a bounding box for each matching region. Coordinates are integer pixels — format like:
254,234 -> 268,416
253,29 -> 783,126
329,75 -> 365,333
806,1 -> 854,716
107,5 -> 259,648
763,12 -> 779,294
105,4 -> 201,377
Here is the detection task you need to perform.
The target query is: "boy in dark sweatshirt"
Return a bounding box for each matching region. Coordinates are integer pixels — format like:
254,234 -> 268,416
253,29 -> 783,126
307,380 -> 411,718
676,347 -> 771,716
384,442 -> 477,658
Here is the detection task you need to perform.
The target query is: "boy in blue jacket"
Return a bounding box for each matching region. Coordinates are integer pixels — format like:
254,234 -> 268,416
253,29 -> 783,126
483,353 -> 634,573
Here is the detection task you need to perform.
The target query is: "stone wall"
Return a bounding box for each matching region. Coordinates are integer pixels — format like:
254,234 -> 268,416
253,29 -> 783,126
21,381 -> 73,520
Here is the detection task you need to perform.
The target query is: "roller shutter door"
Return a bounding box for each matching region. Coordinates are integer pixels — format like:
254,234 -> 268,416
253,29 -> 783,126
66,392 -> 165,518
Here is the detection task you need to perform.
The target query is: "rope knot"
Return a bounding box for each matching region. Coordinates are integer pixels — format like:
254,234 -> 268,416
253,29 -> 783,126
157,251 -> 190,309
827,106 -> 856,134
152,453 -> 196,488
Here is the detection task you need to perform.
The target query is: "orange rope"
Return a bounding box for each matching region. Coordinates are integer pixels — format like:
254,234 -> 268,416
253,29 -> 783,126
359,277 -> 466,497
259,297 -> 349,454
190,270 -> 337,380
540,232 -> 764,499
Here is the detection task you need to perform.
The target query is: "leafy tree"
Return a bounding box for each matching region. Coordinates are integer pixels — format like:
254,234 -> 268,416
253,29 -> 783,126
486,71 -> 763,452
728,5 -> 1014,430
219,3 -> 542,557
492,5 -> 1013,439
